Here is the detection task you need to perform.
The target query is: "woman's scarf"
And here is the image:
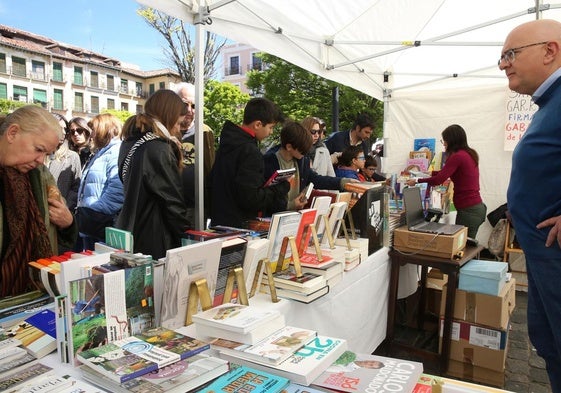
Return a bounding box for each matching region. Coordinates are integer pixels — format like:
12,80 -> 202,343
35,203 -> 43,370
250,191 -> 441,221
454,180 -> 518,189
0,167 -> 52,296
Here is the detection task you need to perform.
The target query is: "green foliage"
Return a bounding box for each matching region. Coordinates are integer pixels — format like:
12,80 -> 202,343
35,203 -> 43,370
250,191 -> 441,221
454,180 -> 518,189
0,99 -> 31,114
102,109 -> 135,124
246,54 -> 383,144
203,80 -> 250,138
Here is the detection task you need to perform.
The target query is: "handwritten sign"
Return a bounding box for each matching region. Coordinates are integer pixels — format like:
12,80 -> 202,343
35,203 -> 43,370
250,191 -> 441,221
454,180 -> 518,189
504,89 -> 538,151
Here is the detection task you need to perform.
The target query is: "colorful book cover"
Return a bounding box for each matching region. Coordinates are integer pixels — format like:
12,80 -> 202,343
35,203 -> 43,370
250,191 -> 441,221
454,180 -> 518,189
105,227 -> 134,252
134,326 -> 210,360
294,208 -> 317,256
264,168 -> 296,187
272,268 -> 325,289
3,309 -> 57,358
312,351 -> 423,393
220,335 -> 348,386
199,365 -> 290,393
413,138 -> 436,159
81,353 -> 229,393
212,326 -> 317,365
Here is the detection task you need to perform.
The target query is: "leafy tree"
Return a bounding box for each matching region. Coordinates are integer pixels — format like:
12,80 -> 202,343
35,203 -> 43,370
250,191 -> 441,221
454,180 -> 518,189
203,80 -> 250,136
138,8 -> 227,81
0,99 -> 28,114
102,109 -> 134,124
246,53 -> 383,145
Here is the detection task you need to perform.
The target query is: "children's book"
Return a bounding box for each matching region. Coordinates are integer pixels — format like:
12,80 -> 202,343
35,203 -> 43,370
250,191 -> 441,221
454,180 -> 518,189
220,335 -> 348,386
211,325 -> 317,365
312,351 -> 423,393
80,352 -> 229,393
199,364 -> 290,393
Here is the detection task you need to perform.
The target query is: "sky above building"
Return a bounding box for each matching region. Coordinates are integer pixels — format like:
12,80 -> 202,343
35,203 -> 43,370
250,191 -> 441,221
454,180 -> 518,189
1,0 -> 172,71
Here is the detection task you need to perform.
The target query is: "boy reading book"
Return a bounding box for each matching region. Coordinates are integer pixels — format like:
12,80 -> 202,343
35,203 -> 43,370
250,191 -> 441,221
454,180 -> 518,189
209,98 -> 289,227
263,121 -> 354,215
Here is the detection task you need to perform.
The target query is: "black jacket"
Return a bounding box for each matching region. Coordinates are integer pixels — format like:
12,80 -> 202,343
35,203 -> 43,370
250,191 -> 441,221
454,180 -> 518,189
116,134 -> 190,259
209,121 -> 289,227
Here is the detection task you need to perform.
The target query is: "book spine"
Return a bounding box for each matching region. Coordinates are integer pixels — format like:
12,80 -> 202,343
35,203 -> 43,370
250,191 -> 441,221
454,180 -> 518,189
0,296 -> 53,320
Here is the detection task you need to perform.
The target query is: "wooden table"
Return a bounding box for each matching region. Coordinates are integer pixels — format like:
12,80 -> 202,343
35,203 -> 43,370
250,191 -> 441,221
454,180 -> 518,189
384,244 -> 484,373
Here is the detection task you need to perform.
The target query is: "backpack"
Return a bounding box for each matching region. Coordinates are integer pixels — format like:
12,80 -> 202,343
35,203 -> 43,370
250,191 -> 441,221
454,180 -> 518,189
488,218 -> 508,258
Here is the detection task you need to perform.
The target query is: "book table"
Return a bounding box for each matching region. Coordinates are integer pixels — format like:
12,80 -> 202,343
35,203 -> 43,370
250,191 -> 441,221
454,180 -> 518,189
383,244 -> 484,374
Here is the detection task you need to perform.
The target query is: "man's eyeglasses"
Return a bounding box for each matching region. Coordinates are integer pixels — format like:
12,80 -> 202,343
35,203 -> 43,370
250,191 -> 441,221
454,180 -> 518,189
68,128 -> 86,135
310,129 -> 321,135
498,41 -> 548,66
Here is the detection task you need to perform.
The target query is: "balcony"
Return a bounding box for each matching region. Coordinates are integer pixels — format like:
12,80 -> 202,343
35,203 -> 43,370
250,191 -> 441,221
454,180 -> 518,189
247,62 -> 264,72
224,66 -> 241,76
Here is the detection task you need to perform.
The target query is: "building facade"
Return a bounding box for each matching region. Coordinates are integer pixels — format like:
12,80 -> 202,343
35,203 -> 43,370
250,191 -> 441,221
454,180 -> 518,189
221,42 -> 263,94
0,24 -> 182,118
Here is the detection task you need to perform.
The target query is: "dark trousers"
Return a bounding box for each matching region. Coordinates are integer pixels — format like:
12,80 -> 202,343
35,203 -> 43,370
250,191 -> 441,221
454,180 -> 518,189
526,255 -> 561,393
455,202 -> 486,238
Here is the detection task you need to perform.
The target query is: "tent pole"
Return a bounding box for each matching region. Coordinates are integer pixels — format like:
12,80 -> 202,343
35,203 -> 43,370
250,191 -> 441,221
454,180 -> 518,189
194,8 -> 206,230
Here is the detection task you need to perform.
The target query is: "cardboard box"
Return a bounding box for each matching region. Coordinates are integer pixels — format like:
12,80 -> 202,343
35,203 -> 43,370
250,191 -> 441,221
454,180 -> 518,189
446,359 -> 505,388
458,259 -> 508,296
440,318 -> 509,372
392,225 -> 467,259
440,278 -> 516,330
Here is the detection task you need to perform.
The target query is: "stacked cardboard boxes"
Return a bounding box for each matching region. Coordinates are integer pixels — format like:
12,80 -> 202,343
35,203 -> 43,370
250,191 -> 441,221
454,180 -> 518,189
439,277 -> 516,387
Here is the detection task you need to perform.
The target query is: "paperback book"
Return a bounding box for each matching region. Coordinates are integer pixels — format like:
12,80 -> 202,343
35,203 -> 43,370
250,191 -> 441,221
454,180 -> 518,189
312,351 -> 424,393
242,238 -> 270,291
0,362 -> 55,392
192,303 -> 282,334
80,352 -> 229,393
196,313 -> 286,345
260,284 -> 330,304
264,168 -> 296,187
0,345 -> 39,376
220,335 -> 348,386
199,364 -> 290,393
213,237 -> 248,306
272,268 -> 326,291
211,325 -> 317,365
3,308 -> 57,358
267,211 -> 302,267
76,328 -> 210,383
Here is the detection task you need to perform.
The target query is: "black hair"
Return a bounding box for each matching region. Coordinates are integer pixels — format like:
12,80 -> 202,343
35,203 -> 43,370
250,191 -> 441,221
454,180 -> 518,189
243,97 -> 285,125
280,121 -> 313,154
441,124 -> 479,165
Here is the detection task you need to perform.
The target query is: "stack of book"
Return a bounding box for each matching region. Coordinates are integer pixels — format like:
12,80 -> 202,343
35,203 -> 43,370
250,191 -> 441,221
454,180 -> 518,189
192,303 -> 285,345
77,325 -> 229,392
1,308 -> 57,359
262,266 -> 329,303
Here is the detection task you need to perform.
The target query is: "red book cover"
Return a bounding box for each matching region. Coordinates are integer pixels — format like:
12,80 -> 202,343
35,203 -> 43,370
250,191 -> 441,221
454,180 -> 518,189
294,209 -> 317,256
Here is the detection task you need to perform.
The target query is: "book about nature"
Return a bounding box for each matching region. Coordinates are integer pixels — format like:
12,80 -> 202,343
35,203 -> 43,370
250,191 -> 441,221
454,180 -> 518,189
80,352 -> 229,393
211,325 -> 317,365
199,364 -> 290,393
312,351 -> 423,393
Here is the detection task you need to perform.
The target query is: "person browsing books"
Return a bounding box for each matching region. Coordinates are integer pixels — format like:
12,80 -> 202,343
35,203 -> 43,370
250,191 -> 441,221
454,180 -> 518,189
405,124 -> 486,238
302,116 -> 335,177
499,19 -> 561,392
359,155 -> 387,182
209,98 -> 290,228
324,112 -> 374,165
263,121 -> 354,215
116,89 -> 191,260
0,105 -> 77,296
334,145 -> 365,181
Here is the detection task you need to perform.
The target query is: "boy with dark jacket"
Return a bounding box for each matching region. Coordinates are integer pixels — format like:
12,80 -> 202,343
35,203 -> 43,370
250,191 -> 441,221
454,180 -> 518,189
209,98 -> 289,227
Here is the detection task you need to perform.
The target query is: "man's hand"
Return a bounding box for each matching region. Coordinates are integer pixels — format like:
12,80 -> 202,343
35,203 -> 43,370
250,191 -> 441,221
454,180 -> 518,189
293,191 -> 308,210
536,215 -> 561,248
48,198 -> 74,229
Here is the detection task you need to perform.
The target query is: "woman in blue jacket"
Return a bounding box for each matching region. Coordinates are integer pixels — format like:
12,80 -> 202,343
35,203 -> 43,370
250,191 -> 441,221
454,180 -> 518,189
76,113 -> 124,250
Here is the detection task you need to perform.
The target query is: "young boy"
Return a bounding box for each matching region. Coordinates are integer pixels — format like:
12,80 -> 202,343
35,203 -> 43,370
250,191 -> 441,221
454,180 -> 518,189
263,121 -> 352,215
209,98 -> 289,227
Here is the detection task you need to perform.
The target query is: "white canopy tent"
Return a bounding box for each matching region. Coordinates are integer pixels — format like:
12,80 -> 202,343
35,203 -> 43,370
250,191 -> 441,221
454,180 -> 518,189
137,0 -> 561,242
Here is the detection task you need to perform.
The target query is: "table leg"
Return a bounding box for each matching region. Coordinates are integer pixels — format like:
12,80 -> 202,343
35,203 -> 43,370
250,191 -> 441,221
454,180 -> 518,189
440,269 -> 458,374
418,265 -> 428,330
386,256 -> 401,346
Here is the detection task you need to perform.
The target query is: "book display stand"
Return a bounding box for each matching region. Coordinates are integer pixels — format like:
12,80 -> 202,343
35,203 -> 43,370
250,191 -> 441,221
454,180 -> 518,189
276,236 -> 302,276
302,224 -> 326,262
250,258 -> 280,303
185,278 -> 212,325
323,213 -> 353,252
222,267 -> 249,306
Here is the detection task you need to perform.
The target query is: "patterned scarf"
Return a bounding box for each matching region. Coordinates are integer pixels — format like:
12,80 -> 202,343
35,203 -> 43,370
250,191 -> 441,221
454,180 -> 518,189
0,167 -> 52,296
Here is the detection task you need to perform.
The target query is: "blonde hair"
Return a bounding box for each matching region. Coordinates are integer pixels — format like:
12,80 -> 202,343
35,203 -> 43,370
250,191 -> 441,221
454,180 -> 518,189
300,116 -> 320,132
0,105 -> 59,137
89,113 -> 122,149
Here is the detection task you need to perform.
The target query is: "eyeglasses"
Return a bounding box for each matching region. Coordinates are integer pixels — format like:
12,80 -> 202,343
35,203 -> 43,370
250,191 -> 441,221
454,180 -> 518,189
310,129 -> 321,135
498,41 -> 548,66
356,155 -> 366,160
68,128 -> 86,135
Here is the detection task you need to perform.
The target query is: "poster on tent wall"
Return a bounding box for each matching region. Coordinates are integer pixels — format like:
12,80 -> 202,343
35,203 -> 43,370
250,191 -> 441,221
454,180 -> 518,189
504,89 -> 538,151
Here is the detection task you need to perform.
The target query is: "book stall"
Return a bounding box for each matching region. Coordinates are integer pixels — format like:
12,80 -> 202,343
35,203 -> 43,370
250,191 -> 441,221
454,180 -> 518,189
0,179 -> 517,392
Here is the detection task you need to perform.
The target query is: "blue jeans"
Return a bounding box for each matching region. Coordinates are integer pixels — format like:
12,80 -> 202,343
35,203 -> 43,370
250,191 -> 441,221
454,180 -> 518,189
526,255 -> 561,392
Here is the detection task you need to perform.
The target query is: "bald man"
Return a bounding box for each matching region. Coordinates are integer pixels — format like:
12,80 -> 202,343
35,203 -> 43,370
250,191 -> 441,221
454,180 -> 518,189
500,19 -> 561,391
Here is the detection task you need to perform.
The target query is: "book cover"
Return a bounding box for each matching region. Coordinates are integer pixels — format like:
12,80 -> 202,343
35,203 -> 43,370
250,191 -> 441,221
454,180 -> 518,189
0,290 -> 52,322
57,374 -> 107,393
413,138 -> 436,159
298,252 -> 335,269
320,202 -> 348,245
260,284 -> 330,304
220,335 -> 348,386
300,261 -> 343,281
192,303 -> 281,334
264,168 -> 296,187
105,227 -> 134,252
213,237 -> 248,307
242,238 -> 270,291
294,208 -> 317,257
195,314 -> 287,346
267,211 -> 302,267
0,362 -> 55,392
282,382 -> 329,393
1,371 -> 74,392
160,240 -> 223,330
80,353 -> 229,393
312,351 -> 423,393
272,268 -> 325,289
66,263 -> 155,365
199,364 -> 290,393
134,326 -> 210,361
212,326 -> 317,365
3,309 -> 57,358
0,346 -> 39,376
309,195 -> 334,243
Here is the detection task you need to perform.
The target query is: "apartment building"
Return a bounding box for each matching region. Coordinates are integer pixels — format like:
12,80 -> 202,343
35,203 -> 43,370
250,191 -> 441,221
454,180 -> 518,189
221,42 -> 263,94
0,24 -> 182,119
